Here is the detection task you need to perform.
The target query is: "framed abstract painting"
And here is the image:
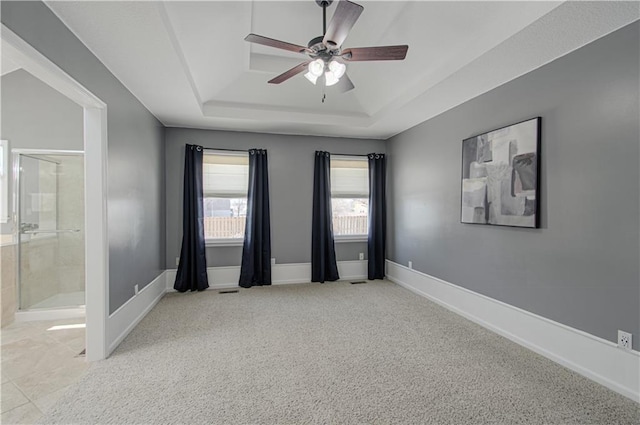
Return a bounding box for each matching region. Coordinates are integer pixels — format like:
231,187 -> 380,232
461,117 -> 541,228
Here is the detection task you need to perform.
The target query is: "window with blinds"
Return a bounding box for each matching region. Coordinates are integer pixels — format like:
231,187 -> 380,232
330,156 -> 369,237
202,151 -> 249,240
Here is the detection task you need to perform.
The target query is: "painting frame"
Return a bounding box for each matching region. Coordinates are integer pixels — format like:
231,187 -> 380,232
460,117 -> 541,228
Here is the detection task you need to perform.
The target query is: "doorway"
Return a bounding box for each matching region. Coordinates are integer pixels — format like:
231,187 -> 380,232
2,24 -> 108,361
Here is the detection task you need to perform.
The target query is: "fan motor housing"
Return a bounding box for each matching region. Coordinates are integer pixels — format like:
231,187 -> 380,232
307,35 -> 324,50
307,35 -> 340,58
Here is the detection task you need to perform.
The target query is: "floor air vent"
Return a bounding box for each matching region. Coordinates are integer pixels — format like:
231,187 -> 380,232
350,281 -> 367,285
219,290 -> 239,294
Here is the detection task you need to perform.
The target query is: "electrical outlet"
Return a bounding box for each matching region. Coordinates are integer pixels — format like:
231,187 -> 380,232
618,330 -> 632,350
359,253 -> 364,260
134,284 -> 139,295
176,257 -> 180,266
408,261 -> 413,269
271,258 -> 276,265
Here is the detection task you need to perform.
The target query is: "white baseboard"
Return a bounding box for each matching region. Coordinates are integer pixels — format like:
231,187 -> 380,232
337,260 -> 368,281
165,260 -> 368,291
15,307 -> 85,322
385,260 -> 640,403
107,271 -> 167,356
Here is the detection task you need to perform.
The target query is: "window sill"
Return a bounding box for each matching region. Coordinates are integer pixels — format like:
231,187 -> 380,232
334,235 -> 368,243
205,238 -> 244,247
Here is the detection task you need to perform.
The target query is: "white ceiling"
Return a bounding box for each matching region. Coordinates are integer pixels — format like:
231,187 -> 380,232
44,1 -> 639,140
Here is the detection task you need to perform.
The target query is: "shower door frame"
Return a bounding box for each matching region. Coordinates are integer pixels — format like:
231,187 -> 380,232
13,149 -> 85,312
3,24 -> 109,361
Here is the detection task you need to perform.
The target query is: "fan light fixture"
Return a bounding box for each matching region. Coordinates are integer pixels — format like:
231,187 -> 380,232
304,72 -> 319,85
244,0 -> 409,95
304,58 -> 324,85
304,58 -> 346,87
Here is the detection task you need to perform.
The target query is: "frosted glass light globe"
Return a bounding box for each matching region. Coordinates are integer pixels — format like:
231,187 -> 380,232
325,71 -> 339,86
308,59 -> 325,77
328,60 -> 346,79
304,72 -> 318,85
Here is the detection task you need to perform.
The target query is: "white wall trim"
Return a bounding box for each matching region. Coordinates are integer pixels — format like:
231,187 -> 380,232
84,106 -> 109,361
165,260 -> 368,291
1,25 -> 105,109
385,260 -> 640,403
106,271 -> 166,356
337,260 -> 368,281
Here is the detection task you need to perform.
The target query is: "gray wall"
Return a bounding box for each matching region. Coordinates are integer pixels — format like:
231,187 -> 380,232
387,22 -> 639,349
2,1 -> 166,314
165,128 -> 385,268
1,69 -> 83,150
1,69 -> 84,235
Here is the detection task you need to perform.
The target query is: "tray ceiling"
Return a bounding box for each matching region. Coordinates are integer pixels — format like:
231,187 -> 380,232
45,1 -> 638,139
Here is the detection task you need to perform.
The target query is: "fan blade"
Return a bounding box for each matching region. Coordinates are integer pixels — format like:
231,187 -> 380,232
322,0 -> 364,48
268,61 -> 311,84
335,73 -> 355,93
342,45 -> 408,61
245,34 -> 309,54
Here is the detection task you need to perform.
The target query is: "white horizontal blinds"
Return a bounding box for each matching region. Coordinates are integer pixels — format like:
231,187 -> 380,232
203,151 -> 249,198
330,157 -> 369,198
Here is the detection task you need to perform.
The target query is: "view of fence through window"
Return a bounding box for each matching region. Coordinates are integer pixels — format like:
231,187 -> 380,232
331,198 -> 368,235
204,216 -> 245,239
203,212 -> 368,239
203,197 -> 246,239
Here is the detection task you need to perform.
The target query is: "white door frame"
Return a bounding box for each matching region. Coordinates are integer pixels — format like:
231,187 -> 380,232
2,24 -> 109,361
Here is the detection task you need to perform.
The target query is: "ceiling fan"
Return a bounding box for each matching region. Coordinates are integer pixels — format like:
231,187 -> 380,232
244,0 -> 409,93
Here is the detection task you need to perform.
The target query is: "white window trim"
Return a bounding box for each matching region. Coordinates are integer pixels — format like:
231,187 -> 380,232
335,234 -> 368,243
331,154 -> 369,240
205,238 -> 244,247
203,149 -> 249,242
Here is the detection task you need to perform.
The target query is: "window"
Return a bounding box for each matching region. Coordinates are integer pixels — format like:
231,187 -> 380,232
202,151 -> 249,241
330,156 -> 369,238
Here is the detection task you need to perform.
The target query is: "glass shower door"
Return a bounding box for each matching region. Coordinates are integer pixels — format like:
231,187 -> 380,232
17,153 -> 85,310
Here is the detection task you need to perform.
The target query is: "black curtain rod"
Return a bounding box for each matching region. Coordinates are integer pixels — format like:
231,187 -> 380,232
202,147 -> 247,153
202,147 -> 374,157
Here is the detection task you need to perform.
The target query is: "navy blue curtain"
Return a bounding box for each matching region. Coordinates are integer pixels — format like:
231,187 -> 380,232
239,149 -> 272,288
311,151 -> 339,283
174,144 -> 209,292
367,153 -> 386,280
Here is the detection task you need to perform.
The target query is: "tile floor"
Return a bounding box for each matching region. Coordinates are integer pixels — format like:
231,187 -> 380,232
1,318 -> 88,424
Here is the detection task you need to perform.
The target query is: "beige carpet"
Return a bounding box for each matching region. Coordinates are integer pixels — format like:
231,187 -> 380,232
41,280 -> 639,424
